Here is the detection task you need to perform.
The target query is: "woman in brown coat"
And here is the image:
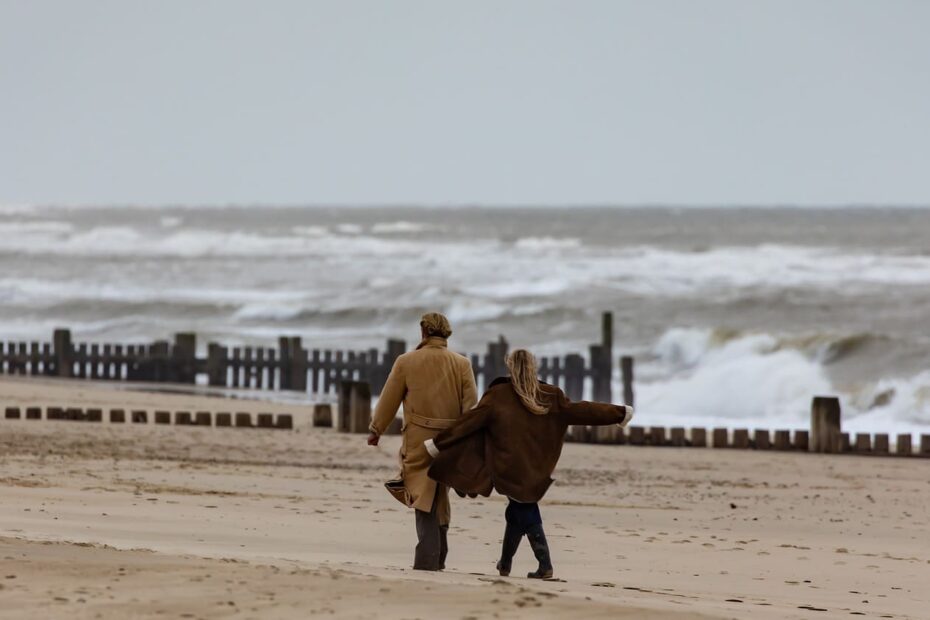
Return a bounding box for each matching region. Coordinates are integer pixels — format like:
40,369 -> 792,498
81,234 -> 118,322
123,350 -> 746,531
425,349 -> 633,579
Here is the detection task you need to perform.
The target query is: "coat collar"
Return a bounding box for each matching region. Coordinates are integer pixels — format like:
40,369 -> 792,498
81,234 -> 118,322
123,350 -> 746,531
417,336 -> 448,350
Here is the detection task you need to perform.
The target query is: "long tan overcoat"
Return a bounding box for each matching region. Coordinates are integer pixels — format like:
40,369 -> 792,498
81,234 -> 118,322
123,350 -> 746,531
370,336 -> 477,523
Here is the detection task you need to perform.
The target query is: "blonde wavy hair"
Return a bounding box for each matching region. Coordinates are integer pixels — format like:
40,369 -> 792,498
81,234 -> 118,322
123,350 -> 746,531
506,349 -> 549,415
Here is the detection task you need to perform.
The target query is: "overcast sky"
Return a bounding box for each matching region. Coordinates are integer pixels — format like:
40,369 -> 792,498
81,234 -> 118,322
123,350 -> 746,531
1,1 -> 929,207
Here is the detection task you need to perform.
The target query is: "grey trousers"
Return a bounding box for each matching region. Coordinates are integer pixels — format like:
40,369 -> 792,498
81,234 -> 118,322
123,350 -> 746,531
414,490 -> 449,570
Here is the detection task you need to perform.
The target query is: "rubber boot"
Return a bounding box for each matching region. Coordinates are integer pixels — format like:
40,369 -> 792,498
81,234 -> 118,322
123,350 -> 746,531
525,524 -> 553,579
496,522 -> 523,576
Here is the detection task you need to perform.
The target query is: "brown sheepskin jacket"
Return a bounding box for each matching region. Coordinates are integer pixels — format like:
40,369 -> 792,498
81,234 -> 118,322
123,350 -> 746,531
426,377 -> 633,503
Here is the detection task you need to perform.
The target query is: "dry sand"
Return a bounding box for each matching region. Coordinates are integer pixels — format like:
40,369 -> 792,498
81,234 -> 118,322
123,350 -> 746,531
1,376 -> 929,619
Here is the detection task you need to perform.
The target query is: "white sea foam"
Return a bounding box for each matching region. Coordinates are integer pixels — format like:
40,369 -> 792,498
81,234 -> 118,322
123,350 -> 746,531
633,327 -> 930,433
370,221 -> 434,234
514,236 -> 581,250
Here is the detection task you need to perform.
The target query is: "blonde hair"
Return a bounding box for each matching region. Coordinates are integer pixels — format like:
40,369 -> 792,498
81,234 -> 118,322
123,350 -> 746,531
506,349 -> 549,415
420,312 -> 452,338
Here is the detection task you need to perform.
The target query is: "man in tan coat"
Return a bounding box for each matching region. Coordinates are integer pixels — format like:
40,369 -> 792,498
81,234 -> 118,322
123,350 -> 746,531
367,312 -> 477,571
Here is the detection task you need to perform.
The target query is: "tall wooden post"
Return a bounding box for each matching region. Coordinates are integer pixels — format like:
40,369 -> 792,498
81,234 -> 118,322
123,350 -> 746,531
289,337 -> 308,391
206,343 -> 228,386
621,355 -> 634,408
278,337 -> 291,390
172,333 -> 197,383
810,396 -> 842,453
564,353 -> 585,400
53,328 -> 73,378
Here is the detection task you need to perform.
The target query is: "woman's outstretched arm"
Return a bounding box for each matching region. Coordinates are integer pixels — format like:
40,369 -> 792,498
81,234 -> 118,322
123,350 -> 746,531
557,389 -> 634,427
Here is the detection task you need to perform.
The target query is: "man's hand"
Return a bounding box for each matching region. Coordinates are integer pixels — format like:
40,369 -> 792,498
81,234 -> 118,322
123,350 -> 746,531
367,432 -> 380,446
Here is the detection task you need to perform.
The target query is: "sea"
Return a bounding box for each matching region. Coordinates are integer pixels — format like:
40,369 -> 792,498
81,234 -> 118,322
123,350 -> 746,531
2,203 -> 930,435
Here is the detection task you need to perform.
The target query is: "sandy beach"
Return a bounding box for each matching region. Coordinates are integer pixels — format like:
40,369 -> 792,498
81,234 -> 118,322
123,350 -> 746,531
1,376 -> 928,619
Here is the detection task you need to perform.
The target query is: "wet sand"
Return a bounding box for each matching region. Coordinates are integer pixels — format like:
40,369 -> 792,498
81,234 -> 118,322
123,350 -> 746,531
1,377 -> 928,619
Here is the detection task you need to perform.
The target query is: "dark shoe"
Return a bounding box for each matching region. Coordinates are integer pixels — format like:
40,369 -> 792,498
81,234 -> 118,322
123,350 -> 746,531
527,567 -> 554,580
526,524 -> 553,578
496,560 -> 510,576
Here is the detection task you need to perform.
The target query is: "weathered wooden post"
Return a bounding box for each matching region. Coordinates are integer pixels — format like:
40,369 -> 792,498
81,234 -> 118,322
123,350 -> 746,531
170,333 -> 197,383
277,337 -> 292,390
773,430 -> 791,450
564,353 -> 585,400
712,428 -> 728,448
810,396 -> 842,453
896,434 -> 912,456
289,337 -> 309,392
793,430 -> 810,451
338,381 -> 371,434
53,328 -> 73,378
589,344 -> 611,403
754,430 -> 771,450
732,429 -> 750,449
621,355 -> 634,408
206,343 -> 228,387
670,427 -> 686,446
691,428 -> 707,447
873,433 -> 889,454
596,312 -> 614,403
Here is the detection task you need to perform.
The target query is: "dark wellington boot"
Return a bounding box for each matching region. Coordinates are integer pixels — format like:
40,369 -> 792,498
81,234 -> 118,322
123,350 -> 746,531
525,524 -> 554,579
496,523 -> 522,576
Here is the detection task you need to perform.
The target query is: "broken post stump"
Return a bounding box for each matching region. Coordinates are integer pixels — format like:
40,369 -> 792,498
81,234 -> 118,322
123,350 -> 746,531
25,407 -> 41,420
109,409 -> 126,423
896,434 -> 912,456
313,403 -> 333,428
732,429 -> 750,449
175,411 -> 192,425
338,381 -> 371,434
194,412 -> 212,426
712,428 -> 728,448
670,427 -> 686,447
773,430 -> 791,450
5,406 -> 21,419
690,428 -> 707,447
215,413 -> 232,427
872,433 -> 889,454
754,429 -> 771,450
131,410 -> 147,423
275,414 -> 294,429
628,426 -> 645,446
235,413 -> 252,427
648,426 -> 666,446
154,411 -> 171,424
854,433 -> 871,453
793,430 -> 809,451
86,408 -> 103,422
257,413 -> 274,428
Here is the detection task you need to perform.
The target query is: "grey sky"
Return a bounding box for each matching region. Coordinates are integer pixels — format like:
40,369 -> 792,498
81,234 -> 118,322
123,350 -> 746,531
2,0 -> 929,206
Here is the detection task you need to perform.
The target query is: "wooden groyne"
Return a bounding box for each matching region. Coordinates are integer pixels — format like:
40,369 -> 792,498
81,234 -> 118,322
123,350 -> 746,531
0,313 -> 631,402
565,395 -> 930,458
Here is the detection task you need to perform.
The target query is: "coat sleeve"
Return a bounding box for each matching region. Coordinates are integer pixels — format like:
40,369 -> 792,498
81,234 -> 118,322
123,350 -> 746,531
459,358 -> 478,412
556,389 -> 632,427
370,357 -> 406,435
427,403 -> 492,455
